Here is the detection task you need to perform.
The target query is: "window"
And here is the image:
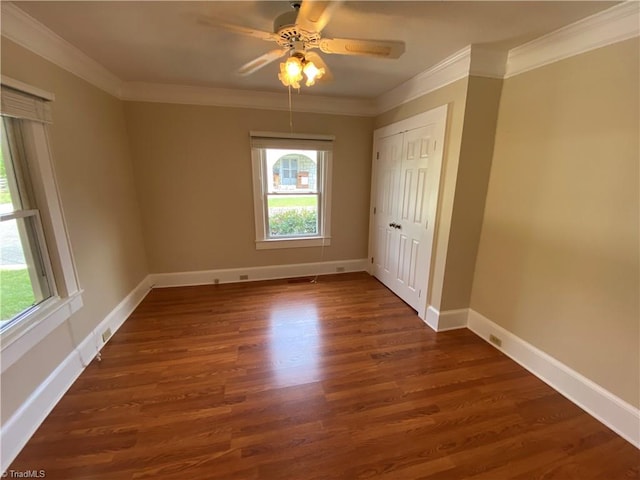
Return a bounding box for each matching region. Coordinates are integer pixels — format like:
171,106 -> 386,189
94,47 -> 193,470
250,132 -> 333,249
1,79 -> 81,364
1,117 -> 54,326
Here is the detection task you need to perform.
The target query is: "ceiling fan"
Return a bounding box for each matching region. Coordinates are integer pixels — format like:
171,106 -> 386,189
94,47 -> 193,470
201,1 -> 405,89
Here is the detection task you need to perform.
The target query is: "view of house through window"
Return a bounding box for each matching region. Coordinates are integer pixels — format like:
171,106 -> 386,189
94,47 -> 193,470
266,149 -> 320,237
0,117 -> 53,327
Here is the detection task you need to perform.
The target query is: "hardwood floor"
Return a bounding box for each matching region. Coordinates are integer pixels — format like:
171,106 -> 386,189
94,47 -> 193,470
8,273 -> 639,479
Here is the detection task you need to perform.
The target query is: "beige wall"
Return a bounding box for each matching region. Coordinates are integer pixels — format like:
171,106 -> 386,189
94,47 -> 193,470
441,76 -> 502,310
0,39 -> 149,421
471,39 -> 640,406
375,78 -> 470,310
124,102 -> 373,272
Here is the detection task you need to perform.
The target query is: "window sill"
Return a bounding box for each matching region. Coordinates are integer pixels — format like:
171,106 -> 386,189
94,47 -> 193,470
0,291 -> 84,373
256,237 -> 332,250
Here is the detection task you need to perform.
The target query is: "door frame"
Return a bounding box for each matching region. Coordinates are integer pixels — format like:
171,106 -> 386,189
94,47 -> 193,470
368,104 -> 448,320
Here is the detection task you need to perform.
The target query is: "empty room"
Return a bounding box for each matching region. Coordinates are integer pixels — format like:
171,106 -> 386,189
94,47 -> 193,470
0,1 -> 638,478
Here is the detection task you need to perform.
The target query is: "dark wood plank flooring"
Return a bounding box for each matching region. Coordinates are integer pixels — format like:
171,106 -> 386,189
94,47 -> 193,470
8,273 -> 639,479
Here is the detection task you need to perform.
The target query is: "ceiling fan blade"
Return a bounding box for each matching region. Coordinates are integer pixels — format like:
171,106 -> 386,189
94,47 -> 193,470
319,38 -> 405,59
304,51 -> 333,82
296,1 -> 343,34
198,16 -> 276,42
238,49 -> 289,76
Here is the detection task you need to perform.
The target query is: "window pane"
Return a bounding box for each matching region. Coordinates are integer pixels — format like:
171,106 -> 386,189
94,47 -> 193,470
267,194 -> 318,237
266,149 -> 318,193
0,119 -> 20,211
1,216 -> 51,324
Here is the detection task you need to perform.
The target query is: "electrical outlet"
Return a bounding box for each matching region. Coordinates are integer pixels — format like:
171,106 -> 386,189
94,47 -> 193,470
489,334 -> 502,347
101,328 -> 112,343
336,266 -> 345,273
240,274 -> 249,280
213,278 -> 220,284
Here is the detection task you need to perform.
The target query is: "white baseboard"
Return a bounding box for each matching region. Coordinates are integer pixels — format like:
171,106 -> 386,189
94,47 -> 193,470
467,309 -> 640,448
76,276 -> 153,363
424,306 -> 469,332
0,342 -> 83,473
0,275 -> 152,472
149,258 -> 369,288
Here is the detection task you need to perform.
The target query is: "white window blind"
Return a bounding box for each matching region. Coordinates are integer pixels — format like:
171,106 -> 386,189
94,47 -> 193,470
250,131 -> 334,151
1,86 -> 52,124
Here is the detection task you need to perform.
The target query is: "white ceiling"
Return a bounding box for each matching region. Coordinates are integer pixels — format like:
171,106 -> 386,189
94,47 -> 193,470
12,1 -> 618,99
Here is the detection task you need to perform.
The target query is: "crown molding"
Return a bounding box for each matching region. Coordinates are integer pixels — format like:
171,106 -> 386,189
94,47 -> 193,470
375,46 -> 471,115
120,82 -> 376,116
469,46 -> 508,79
374,1 -> 640,114
506,1 -> 640,78
374,44 -> 508,114
1,2 -> 123,97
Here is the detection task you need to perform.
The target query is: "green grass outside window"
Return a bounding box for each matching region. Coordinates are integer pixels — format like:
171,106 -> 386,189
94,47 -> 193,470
267,195 -> 316,208
0,268 -> 36,321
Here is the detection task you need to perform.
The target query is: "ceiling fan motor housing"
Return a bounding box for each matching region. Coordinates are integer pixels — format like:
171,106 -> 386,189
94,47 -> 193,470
273,6 -> 320,50
273,10 -> 297,33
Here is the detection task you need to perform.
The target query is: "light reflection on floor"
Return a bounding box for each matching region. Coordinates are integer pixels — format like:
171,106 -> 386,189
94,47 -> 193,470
268,303 -> 322,387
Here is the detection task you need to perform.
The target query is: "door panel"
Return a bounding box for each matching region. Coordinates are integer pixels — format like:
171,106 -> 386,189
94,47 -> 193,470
408,239 -> 419,290
401,169 -> 413,221
397,234 -> 407,284
383,228 -> 393,274
414,168 -> 427,224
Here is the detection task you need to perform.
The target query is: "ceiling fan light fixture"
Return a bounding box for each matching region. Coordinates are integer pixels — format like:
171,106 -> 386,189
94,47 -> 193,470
278,54 -> 326,89
303,60 -> 325,86
278,55 -> 304,88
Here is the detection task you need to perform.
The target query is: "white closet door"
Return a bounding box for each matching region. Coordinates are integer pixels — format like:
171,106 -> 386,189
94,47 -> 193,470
392,125 -> 434,310
372,133 -> 402,287
369,105 -> 447,317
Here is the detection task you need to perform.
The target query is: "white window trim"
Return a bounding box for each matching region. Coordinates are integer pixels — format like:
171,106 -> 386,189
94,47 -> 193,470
20,120 -> 80,297
250,131 -> 333,250
255,236 -> 333,250
1,78 -> 82,371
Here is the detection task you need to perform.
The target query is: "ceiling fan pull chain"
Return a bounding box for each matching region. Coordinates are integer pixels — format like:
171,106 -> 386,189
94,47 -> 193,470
288,85 -> 294,134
